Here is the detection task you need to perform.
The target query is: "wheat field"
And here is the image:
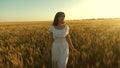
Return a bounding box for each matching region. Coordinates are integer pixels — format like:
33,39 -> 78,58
0,19 -> 120,68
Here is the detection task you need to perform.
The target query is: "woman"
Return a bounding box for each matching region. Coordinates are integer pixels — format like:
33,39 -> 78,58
47,12 -> 78,68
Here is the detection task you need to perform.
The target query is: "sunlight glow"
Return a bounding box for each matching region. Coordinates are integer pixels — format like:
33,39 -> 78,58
66,0 -> 120,20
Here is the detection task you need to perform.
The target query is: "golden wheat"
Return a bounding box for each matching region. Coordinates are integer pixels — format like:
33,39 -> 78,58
0,19 -> 120,68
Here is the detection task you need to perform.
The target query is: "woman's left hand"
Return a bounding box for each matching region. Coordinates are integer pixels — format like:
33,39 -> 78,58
71,48 -> 79,56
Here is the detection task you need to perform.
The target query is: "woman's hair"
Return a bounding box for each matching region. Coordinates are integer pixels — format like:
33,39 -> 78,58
52,12 -> 65,26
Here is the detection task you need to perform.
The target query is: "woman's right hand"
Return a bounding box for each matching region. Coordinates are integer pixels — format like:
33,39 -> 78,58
43,48 -> 50,61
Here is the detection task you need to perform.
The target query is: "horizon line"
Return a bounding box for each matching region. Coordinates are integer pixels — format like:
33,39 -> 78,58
0,18 -> 120,23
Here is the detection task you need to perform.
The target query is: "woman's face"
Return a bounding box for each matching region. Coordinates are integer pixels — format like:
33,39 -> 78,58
58,14 -> 65,24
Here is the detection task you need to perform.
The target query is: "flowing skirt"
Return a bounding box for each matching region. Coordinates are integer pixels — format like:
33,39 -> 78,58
52,38 -> 69,68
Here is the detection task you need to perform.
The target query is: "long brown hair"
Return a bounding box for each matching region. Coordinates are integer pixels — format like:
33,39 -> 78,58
52,12 -> 65,26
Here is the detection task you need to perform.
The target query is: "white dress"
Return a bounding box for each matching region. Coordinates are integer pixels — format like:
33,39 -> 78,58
49,24 -> 69,68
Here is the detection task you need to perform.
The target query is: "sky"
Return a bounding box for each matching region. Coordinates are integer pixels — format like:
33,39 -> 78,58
0,0 -> 120,22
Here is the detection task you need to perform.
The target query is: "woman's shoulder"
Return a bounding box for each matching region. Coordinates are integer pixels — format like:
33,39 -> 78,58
65,24 -> 69,31
49,25 -> 54,31
49,25 -> 54,28
65,24 -> 69,28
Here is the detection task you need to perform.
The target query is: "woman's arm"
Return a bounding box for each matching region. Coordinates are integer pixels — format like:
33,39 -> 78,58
48,31 -> 54,50
44,31 -> 54,59
66,34 -> 75,50
66,34 -> 79,56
